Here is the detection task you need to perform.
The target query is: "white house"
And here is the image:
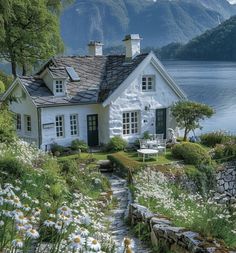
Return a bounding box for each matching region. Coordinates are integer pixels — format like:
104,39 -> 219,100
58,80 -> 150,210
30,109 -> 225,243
1,34 -> 186,151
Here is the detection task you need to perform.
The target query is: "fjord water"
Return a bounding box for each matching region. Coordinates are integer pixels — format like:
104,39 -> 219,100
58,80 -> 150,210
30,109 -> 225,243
163,61 -> 236,134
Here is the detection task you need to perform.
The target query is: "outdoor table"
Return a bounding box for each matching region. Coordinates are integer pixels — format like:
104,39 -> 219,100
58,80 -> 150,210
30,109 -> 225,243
137,149 -> 159,162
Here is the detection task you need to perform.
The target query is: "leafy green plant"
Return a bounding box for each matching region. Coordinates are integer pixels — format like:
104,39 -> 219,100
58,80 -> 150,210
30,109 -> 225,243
142,131 -> 150,139
172,142 -> 211,166
71,139 -> 89,152
200,131 -> 231,147
213,143 -> 236,161
133,222 -> 150,242
0,156 -> 26,179
106,136 -> 127,152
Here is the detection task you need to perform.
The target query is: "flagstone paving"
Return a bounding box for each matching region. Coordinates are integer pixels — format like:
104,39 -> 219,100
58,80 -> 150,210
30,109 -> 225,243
105,174 -> 152,253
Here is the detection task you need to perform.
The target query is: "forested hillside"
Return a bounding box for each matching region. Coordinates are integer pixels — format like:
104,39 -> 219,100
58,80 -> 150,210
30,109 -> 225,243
171,15 -> 236,61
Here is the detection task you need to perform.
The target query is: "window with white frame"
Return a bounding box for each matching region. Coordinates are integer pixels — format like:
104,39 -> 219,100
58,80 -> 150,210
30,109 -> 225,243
142,76 -> 155,91
123,111 -> 139,135
24,115 -> 31,133
16,113 -> 21,131
55,115 -> 64,138
55,80 -> 63,93
70,114 -> 78,136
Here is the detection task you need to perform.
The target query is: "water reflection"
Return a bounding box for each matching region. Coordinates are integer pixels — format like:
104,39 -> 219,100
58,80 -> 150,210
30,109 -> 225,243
163,61 -> 236,134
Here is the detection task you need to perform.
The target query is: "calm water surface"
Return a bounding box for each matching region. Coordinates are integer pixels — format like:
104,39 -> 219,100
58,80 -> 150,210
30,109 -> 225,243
163,61 -> 236,134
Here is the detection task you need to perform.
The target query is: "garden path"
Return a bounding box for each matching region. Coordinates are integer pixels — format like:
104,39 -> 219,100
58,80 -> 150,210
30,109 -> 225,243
104,174 -> 152,253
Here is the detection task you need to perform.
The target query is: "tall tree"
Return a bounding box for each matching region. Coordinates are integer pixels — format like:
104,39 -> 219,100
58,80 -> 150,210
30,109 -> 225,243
0,0 -> 65,76
171,101 -> 214,141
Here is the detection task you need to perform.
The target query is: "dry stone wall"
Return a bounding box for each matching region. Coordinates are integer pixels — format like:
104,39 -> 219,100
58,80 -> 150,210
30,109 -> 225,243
129,203 -> 236,253
216,161 -> 236,196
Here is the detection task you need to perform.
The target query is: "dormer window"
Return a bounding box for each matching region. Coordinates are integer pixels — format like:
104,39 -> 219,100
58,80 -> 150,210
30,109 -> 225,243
53,80 -> 66,96
55,80 -> 63,93
142,75 -> 155,92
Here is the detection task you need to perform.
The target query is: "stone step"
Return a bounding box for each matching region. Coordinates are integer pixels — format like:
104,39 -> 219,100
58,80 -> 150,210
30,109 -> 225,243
103,173 -> 152,253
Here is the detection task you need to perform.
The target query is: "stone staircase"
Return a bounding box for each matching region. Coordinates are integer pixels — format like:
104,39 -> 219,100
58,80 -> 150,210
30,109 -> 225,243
104,174 -> 152,253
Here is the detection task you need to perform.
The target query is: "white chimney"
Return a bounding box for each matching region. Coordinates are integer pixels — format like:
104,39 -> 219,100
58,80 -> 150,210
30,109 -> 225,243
88,41 -> 103,56
123,34 -> 142,59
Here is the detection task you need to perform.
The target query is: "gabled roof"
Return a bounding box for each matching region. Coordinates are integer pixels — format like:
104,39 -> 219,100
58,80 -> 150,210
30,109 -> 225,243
15,54 -> 148,107
2,52 -> 186,107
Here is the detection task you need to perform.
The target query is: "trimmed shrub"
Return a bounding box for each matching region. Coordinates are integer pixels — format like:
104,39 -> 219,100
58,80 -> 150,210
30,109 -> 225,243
51,143 -> 65,156
200,131 -> 231,147
71,139 -> 88,152
107,136 -> 127,152
172,142 -> 211,165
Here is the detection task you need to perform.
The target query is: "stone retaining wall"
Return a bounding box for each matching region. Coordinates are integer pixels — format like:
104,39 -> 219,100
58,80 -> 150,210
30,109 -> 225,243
216,161 -> 236,196
128,203 -> 236,253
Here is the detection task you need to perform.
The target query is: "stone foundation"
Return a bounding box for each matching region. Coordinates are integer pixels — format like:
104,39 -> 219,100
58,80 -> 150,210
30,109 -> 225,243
128,203 -> 236,253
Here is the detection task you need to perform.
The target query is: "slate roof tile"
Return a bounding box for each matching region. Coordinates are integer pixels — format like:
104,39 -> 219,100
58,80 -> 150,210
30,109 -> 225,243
18,54 -> 148,107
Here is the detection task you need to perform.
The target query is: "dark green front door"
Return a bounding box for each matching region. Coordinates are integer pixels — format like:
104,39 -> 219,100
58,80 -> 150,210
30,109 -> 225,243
156,108 -> 167,138
87,114 -> 99,146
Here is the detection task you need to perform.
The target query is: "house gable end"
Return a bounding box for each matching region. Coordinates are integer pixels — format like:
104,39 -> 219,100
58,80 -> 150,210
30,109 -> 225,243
102,52 -> 186,107
1,78 -> 37,108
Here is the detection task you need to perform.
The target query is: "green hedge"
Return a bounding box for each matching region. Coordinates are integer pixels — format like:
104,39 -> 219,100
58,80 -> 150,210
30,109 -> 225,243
108,152 -> 141,181
172,142 -> 211,166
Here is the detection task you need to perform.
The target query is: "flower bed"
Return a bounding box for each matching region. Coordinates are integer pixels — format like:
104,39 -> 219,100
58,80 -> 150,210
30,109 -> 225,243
133,168 -> 236,249
0,140 -> 116,253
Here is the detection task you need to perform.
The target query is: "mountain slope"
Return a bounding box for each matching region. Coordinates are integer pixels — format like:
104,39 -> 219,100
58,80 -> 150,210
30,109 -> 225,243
174,15 -> 236,60
60,0 -> 236,54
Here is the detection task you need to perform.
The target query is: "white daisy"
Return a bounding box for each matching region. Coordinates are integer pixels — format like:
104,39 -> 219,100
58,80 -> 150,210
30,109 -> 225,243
12,239 -> 23,248
26,229 -> 40,239
69,235 -> 85,251
87,237 -> 101,252
43,219 -> 55,227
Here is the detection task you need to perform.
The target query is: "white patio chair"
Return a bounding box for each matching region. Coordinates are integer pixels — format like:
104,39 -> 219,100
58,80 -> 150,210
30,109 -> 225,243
155,134 -> 164,142
139,139 -> 148,149
158,139 -> 167,154
148,134 -> 155,140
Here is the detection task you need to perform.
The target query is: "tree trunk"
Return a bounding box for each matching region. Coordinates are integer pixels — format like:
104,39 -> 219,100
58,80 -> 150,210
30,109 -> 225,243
183,128 -> 188,141
11,61 -> 17,77
22,64 -> 27,76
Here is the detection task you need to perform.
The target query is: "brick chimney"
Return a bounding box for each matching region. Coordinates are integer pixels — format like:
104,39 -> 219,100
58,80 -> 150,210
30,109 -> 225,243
123,34 -> 142,59
88,41 -> 103,56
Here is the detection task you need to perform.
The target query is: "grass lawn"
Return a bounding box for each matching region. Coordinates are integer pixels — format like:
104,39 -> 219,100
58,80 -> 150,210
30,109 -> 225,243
58,152 -> 110,162
59,149 -> 178,165
119,150 -> 179,165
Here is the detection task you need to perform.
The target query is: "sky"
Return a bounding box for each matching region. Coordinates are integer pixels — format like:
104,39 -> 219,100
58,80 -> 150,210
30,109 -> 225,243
227,0 -> 236,4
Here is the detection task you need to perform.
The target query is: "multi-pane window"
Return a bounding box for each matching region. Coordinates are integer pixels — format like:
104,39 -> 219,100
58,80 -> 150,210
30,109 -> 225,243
24,115 -> 31,132
16,114 -> 21,130
142,76 -> 155,91
55,115 -> 64,138
70,114 -> 78,136
123,111 -> 139,135
55,80 -> 63,93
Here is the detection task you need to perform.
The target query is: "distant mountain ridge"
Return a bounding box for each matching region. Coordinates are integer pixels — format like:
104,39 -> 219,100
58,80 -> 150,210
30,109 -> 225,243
60,0 -> 236,54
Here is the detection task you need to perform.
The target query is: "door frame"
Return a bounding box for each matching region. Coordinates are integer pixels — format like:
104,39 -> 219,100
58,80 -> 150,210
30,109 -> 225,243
87,114 -> 99,146
155,108 -> 167,138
